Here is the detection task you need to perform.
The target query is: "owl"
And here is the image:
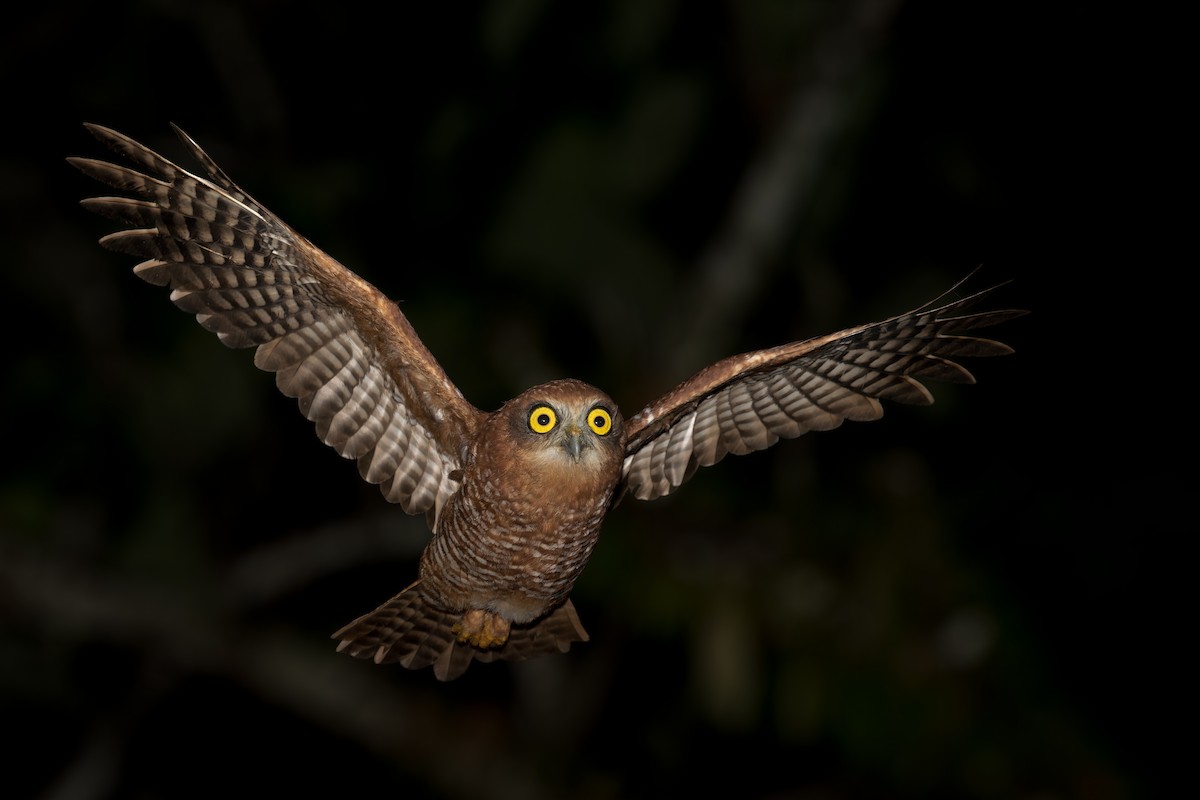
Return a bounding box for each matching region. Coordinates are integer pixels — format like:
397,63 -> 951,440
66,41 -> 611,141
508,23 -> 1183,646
70,124 -> 1025,680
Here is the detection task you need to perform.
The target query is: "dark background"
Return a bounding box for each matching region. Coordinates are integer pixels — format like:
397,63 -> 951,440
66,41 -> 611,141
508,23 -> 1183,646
1,2 -> 1180,798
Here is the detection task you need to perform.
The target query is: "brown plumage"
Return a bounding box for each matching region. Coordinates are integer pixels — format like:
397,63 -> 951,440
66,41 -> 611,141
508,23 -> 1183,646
70,124 -> 1027,680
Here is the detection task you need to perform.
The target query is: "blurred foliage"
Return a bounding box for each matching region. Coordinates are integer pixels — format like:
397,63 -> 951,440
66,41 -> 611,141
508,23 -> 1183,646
0,1 -> 1175,799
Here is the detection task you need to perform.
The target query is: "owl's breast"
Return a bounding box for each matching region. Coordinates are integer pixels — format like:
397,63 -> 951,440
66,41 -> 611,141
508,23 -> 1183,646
418,448 -> 619,618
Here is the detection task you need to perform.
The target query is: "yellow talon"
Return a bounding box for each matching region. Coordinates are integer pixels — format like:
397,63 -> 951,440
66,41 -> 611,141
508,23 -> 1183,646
452,609 -> 511,649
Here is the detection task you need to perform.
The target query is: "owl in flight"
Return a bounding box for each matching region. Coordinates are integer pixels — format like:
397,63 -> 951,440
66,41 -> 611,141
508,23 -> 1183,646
70,124 -> 1025,680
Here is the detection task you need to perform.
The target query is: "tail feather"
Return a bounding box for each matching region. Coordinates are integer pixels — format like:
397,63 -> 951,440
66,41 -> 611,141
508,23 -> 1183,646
332,581 -> 589,680
474,600 -> 589,664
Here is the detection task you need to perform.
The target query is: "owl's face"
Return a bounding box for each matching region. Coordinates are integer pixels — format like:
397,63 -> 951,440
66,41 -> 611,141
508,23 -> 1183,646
504,379 -> 625,473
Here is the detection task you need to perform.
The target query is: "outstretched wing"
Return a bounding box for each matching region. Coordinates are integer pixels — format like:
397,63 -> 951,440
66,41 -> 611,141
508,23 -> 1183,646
621,279 -> 1026,501
69,124 -> 485,526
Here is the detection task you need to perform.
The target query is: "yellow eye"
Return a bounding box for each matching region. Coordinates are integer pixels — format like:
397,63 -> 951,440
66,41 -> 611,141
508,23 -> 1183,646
587,407 -> 613,436
529,405 -> 557,434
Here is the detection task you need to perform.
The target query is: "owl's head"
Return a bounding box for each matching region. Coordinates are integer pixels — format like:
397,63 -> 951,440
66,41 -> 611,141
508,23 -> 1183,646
503,379 -> 625,474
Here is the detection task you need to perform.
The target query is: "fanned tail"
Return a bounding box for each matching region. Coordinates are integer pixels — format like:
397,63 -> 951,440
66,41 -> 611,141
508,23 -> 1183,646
332,582 -> 589,681
476,600 -> 590,665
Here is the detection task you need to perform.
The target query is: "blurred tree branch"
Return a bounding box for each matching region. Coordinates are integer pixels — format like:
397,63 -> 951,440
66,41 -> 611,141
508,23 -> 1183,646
3,543 -> 566,800
663,0 -> 904,377
221,512 -> 426,607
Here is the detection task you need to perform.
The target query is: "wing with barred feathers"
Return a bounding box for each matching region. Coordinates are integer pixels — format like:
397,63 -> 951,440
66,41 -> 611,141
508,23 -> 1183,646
69,124 -> 484,526
621,279 -> 1026,501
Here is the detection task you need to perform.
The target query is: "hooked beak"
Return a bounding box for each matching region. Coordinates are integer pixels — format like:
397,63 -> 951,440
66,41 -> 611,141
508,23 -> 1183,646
561,426 -> 585,462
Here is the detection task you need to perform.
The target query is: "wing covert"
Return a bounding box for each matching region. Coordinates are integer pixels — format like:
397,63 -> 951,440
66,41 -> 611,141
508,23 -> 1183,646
621,280 -> 1025,501
70,124 -> 484,524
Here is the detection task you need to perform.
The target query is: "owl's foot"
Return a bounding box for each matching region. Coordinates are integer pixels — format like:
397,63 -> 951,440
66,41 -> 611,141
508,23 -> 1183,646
453,609 -> 512,649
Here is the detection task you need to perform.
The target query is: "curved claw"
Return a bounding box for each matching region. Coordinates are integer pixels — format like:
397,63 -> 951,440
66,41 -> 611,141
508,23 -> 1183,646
452,609 -> 512,649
